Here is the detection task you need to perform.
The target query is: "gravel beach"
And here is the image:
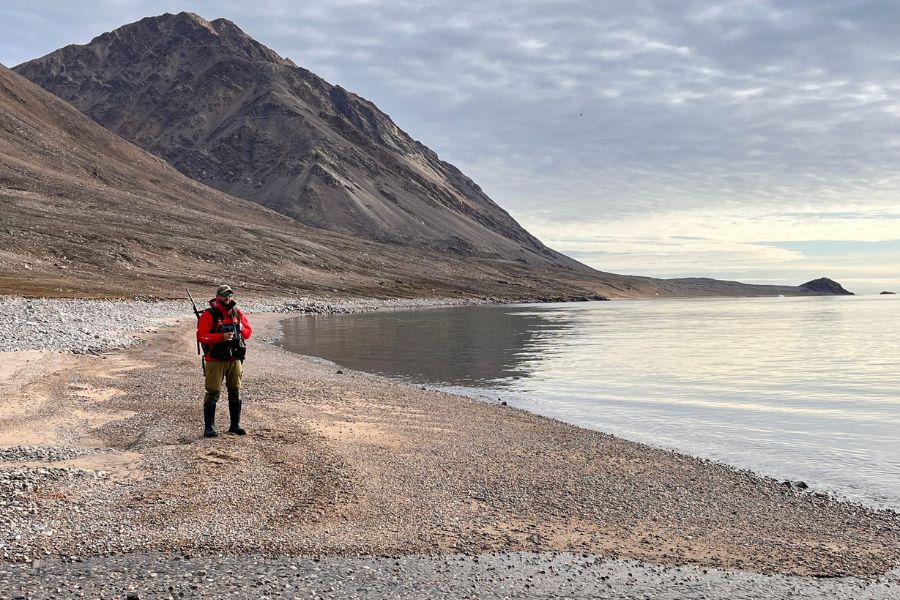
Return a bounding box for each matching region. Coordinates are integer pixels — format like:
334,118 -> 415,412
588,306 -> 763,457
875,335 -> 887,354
0,296 -> 479,354
2,297 -> 899,598
4,553 -> 899,599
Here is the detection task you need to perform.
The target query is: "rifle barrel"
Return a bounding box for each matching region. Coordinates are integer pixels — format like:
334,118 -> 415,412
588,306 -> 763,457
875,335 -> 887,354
187,288 -> 203,356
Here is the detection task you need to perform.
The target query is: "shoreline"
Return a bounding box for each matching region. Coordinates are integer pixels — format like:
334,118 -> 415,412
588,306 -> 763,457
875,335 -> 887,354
273,349 -> 898,516
2,297 -> 900,595
272,300 -> 900,514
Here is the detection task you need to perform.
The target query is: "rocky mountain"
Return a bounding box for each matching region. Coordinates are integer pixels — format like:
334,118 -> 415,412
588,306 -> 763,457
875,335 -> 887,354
0,63 -> 609,299
14,12 -> 578,268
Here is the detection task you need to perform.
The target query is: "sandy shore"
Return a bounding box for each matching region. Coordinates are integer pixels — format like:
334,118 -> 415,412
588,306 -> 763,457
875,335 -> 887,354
2,311 -> 899,596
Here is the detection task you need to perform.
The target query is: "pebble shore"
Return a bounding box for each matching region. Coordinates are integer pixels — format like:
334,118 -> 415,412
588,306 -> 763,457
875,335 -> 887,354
3,295 -> 900,598
0,296 -> 478,354
3,553 -> 899,599
0,294 -> 475,569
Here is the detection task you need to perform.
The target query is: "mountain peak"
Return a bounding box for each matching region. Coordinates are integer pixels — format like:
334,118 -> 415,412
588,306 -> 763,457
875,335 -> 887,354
123,11 -> 220,39
171,11 -> 213,26
14,14 -> 581,268
209,16 -> 243,33
172,11 -> 232,35
65,11 -> 294,70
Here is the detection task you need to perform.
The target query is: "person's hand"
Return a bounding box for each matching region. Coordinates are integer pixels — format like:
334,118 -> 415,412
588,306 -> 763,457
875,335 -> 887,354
223,332 -> 235,341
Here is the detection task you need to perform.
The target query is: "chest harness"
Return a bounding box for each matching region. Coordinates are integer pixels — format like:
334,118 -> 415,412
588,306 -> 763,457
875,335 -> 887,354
205,304 -> 247,362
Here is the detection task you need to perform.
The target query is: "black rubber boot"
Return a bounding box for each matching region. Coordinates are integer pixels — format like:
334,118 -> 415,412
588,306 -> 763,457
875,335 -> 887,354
227,387 -> 246,435
203,390 -> 220,438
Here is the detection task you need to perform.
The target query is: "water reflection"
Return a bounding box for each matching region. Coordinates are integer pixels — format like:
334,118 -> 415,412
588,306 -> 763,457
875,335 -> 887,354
279,305 -> 575,387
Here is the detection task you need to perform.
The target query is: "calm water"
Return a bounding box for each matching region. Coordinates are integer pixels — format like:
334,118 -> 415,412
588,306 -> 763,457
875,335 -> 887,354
279,296 -> 900,509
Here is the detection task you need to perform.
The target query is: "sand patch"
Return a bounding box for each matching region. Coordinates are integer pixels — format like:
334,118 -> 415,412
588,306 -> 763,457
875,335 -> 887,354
13,450 -> 145,480
69,382 -> 124,402
0,404 -> 137,447
71,406 -> 138,430
0,352 -> 63,445
96,357 -> 153,376
0,351 -> 137,446
197,448 -> 242,464
319,420 -> 408,449
0,388 -> 50,422
0,350 -> 49,383
470,516 -> 634,556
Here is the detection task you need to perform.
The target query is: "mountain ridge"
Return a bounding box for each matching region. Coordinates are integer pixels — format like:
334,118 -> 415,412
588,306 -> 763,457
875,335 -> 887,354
15,11 -> 579,268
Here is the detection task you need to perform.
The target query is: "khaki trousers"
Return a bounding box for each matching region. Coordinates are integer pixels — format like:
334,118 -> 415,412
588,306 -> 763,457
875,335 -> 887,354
205,359 -> 242,392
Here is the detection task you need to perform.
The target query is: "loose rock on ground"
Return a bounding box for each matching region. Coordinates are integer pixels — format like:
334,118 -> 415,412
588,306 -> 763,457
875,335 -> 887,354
2,297 -> 899,598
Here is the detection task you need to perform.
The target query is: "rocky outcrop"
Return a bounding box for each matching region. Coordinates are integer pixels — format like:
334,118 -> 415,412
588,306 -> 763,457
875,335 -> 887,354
880,291 -> 896,295
14,12 -> 581,269
800,278 -> 854,295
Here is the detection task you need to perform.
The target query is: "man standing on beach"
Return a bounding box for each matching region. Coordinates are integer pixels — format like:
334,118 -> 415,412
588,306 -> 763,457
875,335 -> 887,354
196,284 -> 252,438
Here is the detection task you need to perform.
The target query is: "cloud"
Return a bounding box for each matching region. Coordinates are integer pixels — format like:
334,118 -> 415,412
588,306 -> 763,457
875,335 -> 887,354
519,207 -> 900,291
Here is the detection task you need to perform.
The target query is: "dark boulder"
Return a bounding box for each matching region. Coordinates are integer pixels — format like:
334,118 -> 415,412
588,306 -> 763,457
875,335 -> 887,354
800,278 -> 854,295
880,291 -> 895,295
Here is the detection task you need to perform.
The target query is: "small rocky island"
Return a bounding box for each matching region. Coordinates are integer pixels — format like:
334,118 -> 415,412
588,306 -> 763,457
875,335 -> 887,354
880,291 -> 896,295
800,277 -> 854,295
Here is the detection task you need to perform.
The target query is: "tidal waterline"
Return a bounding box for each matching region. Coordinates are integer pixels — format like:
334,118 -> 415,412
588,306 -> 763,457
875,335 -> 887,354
278,296 -> 900,508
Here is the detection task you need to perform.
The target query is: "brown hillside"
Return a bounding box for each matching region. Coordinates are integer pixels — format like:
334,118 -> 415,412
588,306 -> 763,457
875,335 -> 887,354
14,12 -> 580,268
0,63 -> 642,299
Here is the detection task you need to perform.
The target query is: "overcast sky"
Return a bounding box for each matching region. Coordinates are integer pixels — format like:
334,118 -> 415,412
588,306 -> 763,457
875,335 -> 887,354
2,1 -> 899,293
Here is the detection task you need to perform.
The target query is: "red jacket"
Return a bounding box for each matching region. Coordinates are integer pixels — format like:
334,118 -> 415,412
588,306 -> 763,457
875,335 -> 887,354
197,298 -> 252,362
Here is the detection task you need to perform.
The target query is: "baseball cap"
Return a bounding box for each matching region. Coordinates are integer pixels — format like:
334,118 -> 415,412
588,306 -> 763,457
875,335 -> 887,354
216,284 -> 234,297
